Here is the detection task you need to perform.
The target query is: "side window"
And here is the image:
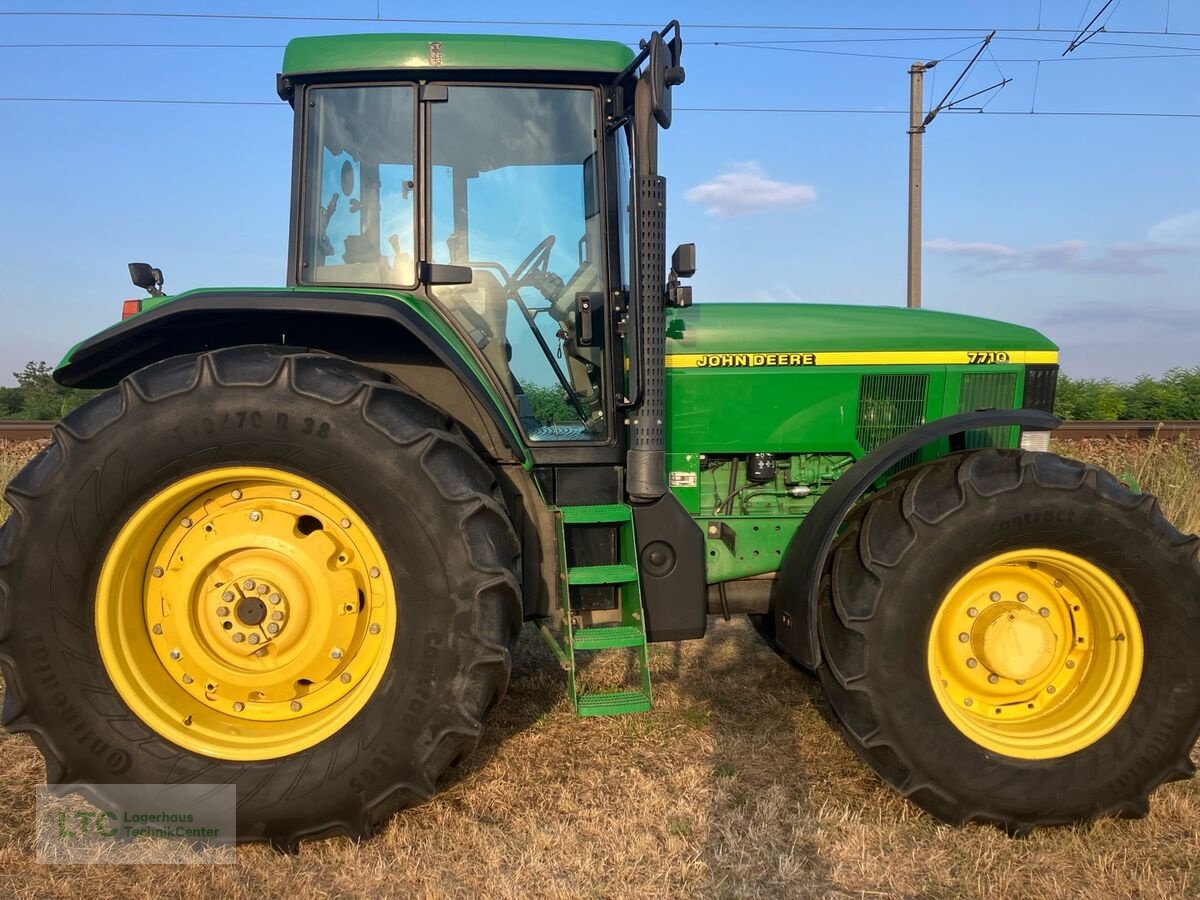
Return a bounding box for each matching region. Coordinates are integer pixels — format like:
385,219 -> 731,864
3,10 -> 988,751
301,86 -> 416,286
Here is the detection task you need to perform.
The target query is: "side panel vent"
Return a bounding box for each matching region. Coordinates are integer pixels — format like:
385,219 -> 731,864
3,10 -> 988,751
1023,364 -> 1060,414
959,372 -> 1018,449
856,375 -> 929,468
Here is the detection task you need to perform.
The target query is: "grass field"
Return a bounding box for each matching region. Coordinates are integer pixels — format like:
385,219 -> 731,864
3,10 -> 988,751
1,437 -> 1199,898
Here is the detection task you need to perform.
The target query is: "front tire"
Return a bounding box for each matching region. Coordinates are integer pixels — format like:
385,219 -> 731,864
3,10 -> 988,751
0,346 -> 521,848
817,449 -> 1200,833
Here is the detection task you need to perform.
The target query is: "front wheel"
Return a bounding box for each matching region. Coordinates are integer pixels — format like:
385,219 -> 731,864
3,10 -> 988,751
0,347 -> 521,848
817,449 -> 1200,833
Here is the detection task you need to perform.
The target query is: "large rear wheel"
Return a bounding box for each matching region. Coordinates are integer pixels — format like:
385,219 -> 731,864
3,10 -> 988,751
0,347 -> 521,848
817,449 -> 1200,832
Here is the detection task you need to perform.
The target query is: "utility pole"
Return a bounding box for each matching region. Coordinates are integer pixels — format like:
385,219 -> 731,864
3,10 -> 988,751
907,61 -> 935,309
905,31 -> 1006,311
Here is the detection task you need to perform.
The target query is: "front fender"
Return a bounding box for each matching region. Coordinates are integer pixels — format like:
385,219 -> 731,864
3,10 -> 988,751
771,408 -> 1062,668
55,287 -> 527,461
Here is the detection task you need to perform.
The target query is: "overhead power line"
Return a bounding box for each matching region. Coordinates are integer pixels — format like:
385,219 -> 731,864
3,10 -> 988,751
0,10 -> 1198,38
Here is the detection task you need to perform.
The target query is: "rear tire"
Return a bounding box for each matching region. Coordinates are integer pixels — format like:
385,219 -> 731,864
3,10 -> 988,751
816,449 -> 1200,833
0,346 -> 521,848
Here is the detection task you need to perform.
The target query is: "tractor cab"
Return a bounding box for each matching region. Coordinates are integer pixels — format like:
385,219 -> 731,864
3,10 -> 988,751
282,36 -> 644,444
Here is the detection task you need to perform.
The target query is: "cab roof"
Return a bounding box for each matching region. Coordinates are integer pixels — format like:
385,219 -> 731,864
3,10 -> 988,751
282,33 -> 636,78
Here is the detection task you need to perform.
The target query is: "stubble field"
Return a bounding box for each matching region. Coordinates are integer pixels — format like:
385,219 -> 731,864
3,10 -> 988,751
1,436 -> 1198,898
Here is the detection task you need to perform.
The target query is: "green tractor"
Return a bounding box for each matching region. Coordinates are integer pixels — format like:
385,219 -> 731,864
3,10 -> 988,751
2,22 -> 1198,847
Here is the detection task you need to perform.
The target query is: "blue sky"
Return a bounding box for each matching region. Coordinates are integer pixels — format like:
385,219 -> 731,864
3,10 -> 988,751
0,0 -> 1196,384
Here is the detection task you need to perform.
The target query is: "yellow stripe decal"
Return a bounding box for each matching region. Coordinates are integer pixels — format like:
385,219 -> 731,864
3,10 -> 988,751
664,350 -> 1059,368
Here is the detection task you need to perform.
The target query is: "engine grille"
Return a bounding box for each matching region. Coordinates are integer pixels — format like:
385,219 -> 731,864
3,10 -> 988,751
856,374 -> 928,470
958,372 -> 1018,448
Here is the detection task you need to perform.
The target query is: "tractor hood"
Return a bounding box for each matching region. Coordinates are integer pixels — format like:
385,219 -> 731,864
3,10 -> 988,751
665,303 -> 1057,366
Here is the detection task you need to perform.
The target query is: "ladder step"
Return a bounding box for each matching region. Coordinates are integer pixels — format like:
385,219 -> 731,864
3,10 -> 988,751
559,504 -> 633,525
572,625 -> 645,650
567,564 -> 638,586
576,689 -> 652,717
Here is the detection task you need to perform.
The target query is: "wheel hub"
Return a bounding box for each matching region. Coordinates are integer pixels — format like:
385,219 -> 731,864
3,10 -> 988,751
972,605 -> 1056,681
95,467 -> 397,761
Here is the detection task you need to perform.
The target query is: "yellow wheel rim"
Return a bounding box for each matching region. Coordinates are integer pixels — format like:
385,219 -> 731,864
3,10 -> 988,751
927,549 -> 1142,759
96,467 -> 396,761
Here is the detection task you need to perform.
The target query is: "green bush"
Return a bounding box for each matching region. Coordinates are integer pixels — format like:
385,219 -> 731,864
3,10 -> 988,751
1054,368 -> 1200,421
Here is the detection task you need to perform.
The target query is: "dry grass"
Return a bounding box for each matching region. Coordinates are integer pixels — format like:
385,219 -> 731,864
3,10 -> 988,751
1,438 -> 1199,898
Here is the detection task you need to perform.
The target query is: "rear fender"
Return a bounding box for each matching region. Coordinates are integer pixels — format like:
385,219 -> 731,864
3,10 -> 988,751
54,287 -> 527,463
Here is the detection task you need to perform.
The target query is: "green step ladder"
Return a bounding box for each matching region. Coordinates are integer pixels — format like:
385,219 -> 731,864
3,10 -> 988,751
553,503 -> 652,716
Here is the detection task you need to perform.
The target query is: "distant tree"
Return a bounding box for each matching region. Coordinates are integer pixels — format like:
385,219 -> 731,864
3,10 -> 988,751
519,381 -> 576,424
1,361 -> 96,419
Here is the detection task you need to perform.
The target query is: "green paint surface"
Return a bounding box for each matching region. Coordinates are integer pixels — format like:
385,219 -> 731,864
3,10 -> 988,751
283,33 -> 634,76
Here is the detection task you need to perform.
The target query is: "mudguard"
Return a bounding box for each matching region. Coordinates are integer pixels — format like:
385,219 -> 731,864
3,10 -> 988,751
54,287 -> 526,458
771,408 -> 1062,669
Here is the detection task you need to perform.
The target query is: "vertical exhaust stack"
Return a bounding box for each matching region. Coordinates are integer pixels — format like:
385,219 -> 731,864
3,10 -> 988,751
625,24 -> 684,503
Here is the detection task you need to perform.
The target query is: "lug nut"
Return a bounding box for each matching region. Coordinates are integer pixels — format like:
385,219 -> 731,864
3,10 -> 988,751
958,632 -> 969,643
967,607 -> 978,618
233,633 -> 245,643
1066,660 -> 1076,669
330,648 -> 343,660
1046,685 -> 1057,694
989,591 -> 1001,602
258,583 -> 270,595
181,517 -> 193,528
232,702 -> 245,712
267,623 -> 280,635
290,489 -> 301,500
249,511 -> 262,522
340,673 -> 352,684
169,648 -> 182,660
369,566 -> 380,578
231,489 -> 243,500
340,518 -> 351,528
1039,607 -> 1050,618
1054,579 -> 1064,588
369,623 -> 381,635
1017,592 -> 1028,602
152,566 -> 164,578
182,674 -> 193,684
988,674 -> 1000,684
269,593 -> 281,605
255,647 -> 268,657
216,606 -> 229,617
248,633 -> 260,645
222,590 -> 235,602
271,610 -> 283,621
964,698 -> 974,707
966,658 -> 978,669
152,624 -> 163,635
243,579 -> 256,590
290,701 -> 302,712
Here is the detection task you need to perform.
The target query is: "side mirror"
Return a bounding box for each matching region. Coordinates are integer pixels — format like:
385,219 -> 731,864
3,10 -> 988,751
646,32 -> 672,128
671,243 -> 696,279
128,262 -> 165,297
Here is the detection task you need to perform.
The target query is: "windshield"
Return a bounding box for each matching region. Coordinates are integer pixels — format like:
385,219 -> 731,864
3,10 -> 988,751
301,86 -> 417,286
429,86 -> 606,442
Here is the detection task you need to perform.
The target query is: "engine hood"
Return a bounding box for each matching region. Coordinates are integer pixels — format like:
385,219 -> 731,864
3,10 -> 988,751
665,303 -> 1057,363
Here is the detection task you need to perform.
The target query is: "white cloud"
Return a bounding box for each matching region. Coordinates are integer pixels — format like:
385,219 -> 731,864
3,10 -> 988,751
925,236 -> 1193,275
684,162 -> 816,218
1148,211 -> 1200,247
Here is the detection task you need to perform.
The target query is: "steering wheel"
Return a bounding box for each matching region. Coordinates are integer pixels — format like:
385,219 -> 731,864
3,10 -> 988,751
510,234 -> 556,290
